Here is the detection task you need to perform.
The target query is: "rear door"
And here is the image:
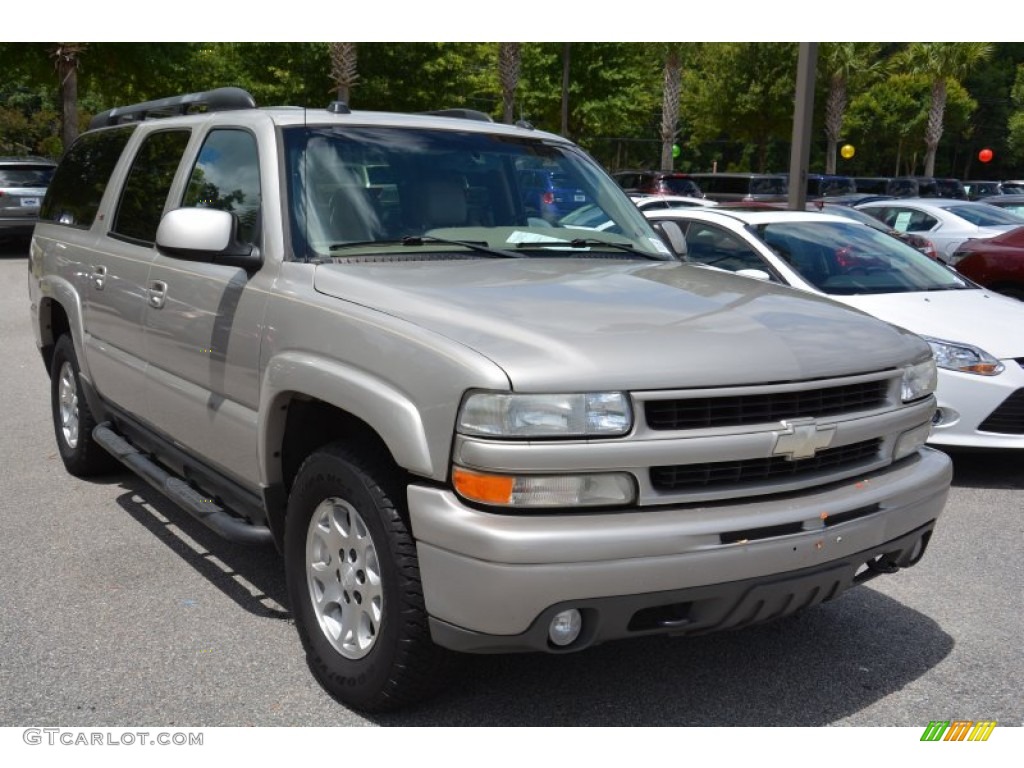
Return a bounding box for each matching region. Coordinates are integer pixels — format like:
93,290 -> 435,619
85,128 -> 192,414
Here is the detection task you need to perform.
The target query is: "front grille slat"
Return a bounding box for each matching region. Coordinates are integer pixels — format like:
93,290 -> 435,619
651,439 -> 882,492
645,380 -> 888,431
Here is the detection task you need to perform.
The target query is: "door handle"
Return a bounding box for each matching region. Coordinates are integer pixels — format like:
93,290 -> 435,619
148,280 -> 168,309
91,265 -> 107,290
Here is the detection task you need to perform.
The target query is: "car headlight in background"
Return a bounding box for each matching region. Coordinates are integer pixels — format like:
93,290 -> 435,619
457,392 -> 632,438
922,337 -> 1004,376
901,357 -> 938,402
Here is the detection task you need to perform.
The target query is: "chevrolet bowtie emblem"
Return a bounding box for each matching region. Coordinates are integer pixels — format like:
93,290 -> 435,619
772,419 -> 836,460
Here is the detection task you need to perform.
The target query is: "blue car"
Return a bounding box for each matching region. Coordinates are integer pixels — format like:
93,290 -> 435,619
518,168 -> 590,220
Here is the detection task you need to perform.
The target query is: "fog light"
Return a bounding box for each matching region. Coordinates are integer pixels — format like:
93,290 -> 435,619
894,422 -> 932,460
548,609 -> 582,647
931,406 -> 959,428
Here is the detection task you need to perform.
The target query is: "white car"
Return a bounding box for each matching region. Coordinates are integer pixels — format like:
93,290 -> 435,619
855,198 -> 1024,264
629,193 -> 719,210
644,207 -> 1024,449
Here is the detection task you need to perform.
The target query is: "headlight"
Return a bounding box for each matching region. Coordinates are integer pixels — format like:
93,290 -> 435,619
901,357 -> 938,402
922,337 -> 1004,376
457,392 -> 632,438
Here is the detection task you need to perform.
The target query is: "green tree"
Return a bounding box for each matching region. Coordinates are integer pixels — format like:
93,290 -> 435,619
659,44 -> 685,171
819,42 -> 885,174
898,42 -> 992,176
847,73 -> 976,176
1006,64 -> 1024,165
329,43 -> 359,105
498,43 -> 521,124
681,43 -> 798,172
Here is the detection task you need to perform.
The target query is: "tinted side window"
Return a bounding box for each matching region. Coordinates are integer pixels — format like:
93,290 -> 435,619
182,129 -> 262,245
111,129 -> 191,245
718,178 -> 752,194
684,222 -> 768,272
39,126 -> 136,228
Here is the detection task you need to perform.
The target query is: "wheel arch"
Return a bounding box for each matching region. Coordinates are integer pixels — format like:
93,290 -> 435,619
36,276 -> 86,377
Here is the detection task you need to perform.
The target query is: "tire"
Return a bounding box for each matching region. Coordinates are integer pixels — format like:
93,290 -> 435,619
50,334 -> 117,477
284,442 -> 449,712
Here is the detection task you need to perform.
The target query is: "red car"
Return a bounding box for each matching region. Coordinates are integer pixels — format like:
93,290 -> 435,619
952,227 -> 1024,300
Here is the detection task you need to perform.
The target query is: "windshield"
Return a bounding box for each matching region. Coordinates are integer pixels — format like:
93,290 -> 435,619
282,125 -> 668,261
752,220 -> 968,295
944,204 -> 1024,226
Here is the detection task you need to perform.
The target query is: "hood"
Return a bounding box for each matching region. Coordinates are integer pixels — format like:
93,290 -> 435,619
314,259 -> 930,391
839,288 -> 1024,359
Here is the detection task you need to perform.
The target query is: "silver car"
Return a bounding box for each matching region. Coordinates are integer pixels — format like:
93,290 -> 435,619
855,197 -> 1024,264
0,156 -> 56,242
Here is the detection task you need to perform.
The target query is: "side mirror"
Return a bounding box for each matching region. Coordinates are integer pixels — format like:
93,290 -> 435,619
651,220 -> 688,259
156,208 -> 262,271
735,268 -> 773,282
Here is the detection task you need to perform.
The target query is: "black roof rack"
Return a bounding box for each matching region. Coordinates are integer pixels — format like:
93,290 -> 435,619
89,87 -> 256,130
420,108 -> 493,123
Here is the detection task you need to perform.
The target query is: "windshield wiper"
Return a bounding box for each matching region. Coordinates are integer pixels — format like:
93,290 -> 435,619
515,237 -> 667,261
330,236 -> 523,258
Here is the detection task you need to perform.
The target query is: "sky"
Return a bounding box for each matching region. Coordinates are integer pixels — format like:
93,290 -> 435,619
4,4 -> 1004,44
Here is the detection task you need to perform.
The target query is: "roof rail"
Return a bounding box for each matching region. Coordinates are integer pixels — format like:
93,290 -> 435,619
420,108 -> 493,123
89,87 -> 256,130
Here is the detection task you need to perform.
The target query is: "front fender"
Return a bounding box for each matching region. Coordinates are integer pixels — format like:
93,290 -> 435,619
258,351 -> 435,483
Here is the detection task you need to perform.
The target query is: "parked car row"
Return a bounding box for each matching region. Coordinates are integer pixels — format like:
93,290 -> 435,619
610,169 -> 1020,205
857,175 -> 1024,201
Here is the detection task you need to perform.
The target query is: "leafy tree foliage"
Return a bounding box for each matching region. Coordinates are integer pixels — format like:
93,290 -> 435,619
680,43 -> 798,173
2,41 -> 1023,181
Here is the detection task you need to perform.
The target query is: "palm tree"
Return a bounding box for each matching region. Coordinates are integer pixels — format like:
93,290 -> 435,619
53,42 -> 85,151
498,43 -> 521,125
660,45 -> 684,172
900,42 -> 992,176
328,43 -> 358,105
820,42 -> 883,174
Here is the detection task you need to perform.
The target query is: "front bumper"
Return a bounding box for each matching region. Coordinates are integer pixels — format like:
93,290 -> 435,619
408,447 -> 951,652
930,362 -> 1024,448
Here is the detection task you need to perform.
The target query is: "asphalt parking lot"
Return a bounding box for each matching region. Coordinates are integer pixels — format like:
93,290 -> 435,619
1,241 -> 1021,729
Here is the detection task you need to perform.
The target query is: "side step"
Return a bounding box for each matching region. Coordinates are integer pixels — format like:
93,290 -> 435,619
93,423 -> 273,546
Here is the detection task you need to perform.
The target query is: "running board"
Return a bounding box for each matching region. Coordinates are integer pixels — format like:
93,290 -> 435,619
93,423 -> 273,546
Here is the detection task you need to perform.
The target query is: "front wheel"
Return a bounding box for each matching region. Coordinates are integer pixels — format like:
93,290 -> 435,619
50,334 -> 116,477
284,443 -> 449,712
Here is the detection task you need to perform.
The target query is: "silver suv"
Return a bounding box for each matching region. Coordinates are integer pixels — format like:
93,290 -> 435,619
28,88 -> 951,712
0,156 -> 56,242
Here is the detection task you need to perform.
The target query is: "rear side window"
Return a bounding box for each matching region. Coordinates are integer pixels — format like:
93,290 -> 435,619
39,126 -> 135,229
182,129 -> 262,245
111,129 -> 191,245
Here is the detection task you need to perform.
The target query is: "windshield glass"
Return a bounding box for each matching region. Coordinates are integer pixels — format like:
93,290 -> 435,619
752,220 -> 968,295
944,204 -> 1024,226
282,125 -> 667,261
